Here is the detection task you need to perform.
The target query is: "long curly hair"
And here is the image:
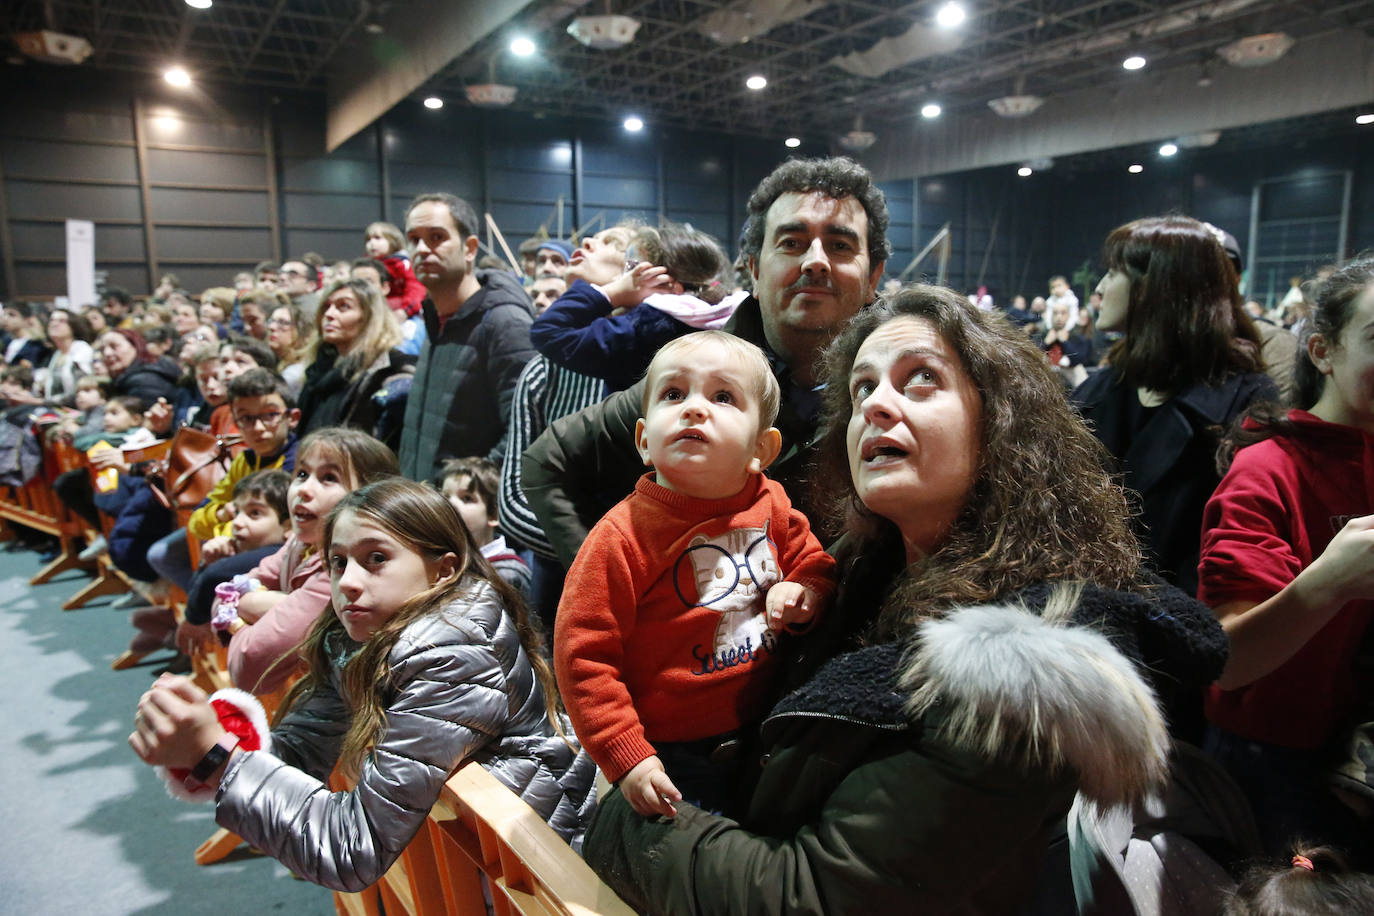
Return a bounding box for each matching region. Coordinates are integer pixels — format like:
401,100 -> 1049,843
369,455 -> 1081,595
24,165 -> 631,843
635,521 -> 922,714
278,478 -> 562,778
1102,215 -> 1263,395
815,285 -> 1144,639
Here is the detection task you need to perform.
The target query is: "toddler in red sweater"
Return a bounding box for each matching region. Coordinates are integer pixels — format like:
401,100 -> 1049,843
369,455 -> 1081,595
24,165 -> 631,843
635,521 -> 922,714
555,331 -> 835,817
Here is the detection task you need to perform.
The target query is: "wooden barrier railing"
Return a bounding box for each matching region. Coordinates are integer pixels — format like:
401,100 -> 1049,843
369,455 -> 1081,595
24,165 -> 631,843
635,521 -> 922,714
335,763 -> 633,916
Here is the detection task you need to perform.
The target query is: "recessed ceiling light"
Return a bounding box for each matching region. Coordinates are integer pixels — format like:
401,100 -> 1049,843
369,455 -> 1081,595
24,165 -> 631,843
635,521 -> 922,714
784,137 -> 801,148
624,116 -> 644,132
164,67 -> 191,88
1159,142 -> 1178,156
510,36 -> 536,57
1128,164 -> 1144,174
1123,55 -> 1147,70
185,0 -> 212,8
364,22 -> 384,35
423,96 -> 443,110
935,2 -> 966,28
921,102 -> 942,119
746,74 -> 767,91
1017,166 -> 1032,177
1357,114 -> 1374,125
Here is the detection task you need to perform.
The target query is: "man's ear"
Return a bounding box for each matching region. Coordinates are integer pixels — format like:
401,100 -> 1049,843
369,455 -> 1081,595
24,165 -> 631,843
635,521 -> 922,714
286,407 -> 302,430
749,255 -> 759,286
749,427 -> 783,474
866,259 -> 886,301
463,235 -> 480,266
1308,333 -> 1334,375
634,418 -> 654,467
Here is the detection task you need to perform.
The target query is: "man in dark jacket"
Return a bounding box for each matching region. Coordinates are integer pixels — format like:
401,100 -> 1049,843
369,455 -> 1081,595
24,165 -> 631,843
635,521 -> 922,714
523,157 -> 890,566
398,192 -> 536,482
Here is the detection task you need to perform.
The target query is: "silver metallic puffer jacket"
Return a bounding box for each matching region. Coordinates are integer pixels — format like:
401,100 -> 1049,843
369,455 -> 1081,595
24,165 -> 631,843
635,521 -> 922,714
214,578 -> 596,892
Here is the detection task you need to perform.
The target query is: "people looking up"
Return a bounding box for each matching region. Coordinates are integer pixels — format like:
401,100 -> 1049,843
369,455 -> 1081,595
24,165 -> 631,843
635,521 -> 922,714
199,288 -> 235,329
1072,215 -> 1274,598
1199,256 -> 1374,861
3,301 -> 51,369
524,156 -> 889,565
581,286 -> 1226,913
129,477 -> 595,890
35,308 -> 94,406
296,278 -> 413,449
1046,273 -> 1079,327
556,331 -> 834,817
279,258 -> 319,318
398,192 -> 535,480
531,222 -> 743,392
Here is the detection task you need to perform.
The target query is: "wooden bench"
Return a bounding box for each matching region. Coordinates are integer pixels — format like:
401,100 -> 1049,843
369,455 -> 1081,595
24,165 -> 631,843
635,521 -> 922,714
335,763 -> 634,916
0,435 -> 92,586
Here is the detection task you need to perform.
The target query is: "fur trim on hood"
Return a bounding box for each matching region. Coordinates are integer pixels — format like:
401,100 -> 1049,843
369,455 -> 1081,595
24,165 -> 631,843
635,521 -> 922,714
904,593 -> 1169,809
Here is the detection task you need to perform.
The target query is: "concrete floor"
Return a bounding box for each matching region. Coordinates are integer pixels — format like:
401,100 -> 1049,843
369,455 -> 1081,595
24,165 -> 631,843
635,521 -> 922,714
0,542 -> 334,915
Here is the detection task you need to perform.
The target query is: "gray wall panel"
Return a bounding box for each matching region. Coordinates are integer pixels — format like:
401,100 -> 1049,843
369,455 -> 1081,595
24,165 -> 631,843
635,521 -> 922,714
3,108 -> 133,143
282,191 -> 381,226
489,169 -> 573,203
10,222 -> 146,261
155,226 -> 275,260
281,157 -> 379,192
581,142 -> 655,178
6,181 -> 143,221
284,228 -> 365,260
146,148 -> 267,187
1,139 -> 139,182
150,187 -> 268,223
388,163 -> 482,198
666,180 -> 728,212
140,114 -> 264,152
583,175 -> 656,209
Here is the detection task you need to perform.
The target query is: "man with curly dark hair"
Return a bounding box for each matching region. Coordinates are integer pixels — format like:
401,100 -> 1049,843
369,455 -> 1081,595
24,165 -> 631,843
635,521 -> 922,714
523,157 -> 889,565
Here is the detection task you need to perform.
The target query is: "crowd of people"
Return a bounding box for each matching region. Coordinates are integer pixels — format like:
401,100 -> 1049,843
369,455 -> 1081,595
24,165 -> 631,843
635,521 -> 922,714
2,155 -> 1372,914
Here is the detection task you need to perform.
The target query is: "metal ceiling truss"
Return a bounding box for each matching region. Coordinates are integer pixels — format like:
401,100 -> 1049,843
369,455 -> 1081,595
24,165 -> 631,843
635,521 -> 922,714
3,0 -> 1371,140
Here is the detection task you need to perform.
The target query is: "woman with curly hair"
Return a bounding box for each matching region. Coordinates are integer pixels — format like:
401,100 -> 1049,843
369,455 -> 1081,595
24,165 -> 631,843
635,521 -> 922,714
1072,215 -> 1274,596
581,285 -> 1228,914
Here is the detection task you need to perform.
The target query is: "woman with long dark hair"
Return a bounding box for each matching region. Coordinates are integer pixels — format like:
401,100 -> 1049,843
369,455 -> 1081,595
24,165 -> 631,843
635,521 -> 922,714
1072,215 -> 1274,596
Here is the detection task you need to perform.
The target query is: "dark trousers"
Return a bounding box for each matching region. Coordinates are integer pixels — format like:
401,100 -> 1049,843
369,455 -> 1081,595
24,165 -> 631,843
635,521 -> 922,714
184,544 -> 282,625
54,467 -> 100,529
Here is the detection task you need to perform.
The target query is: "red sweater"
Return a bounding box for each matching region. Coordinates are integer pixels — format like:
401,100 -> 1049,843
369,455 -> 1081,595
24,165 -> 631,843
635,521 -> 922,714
1199,410 -> 1374,748
382,253 -> 426,318
555,472 -> 835,782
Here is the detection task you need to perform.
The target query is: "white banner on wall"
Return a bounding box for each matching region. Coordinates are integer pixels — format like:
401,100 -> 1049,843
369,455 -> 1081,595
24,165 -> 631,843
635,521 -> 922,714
66,219 -> 96,307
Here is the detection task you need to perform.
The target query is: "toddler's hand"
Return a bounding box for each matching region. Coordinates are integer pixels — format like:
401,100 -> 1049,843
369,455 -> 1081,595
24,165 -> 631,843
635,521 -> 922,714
200,536 -> 235,564
766,582 -> 819,632
619,755 -> 682,818
603,262 -> 675,310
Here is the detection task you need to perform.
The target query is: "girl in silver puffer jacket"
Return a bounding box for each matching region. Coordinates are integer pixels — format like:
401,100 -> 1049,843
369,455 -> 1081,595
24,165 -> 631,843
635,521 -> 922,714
130,478 -> 596,892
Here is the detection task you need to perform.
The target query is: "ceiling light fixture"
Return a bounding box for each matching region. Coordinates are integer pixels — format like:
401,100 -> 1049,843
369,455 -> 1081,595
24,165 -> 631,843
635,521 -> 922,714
921,102 -> 942,119
1159,142 -> 1178,156
1017,166 -> 1032,177
423,96 -> 444,110
784,137 -> 801,148
510,36 -> 536,57
1123,55 -> 1147,70
164,66 -> 191,88
185,0 -> 212,8
935,2 -> 966,28
1128,164 -> 1144,174
746,74 -> 767,90
623,116 -> 644,132
1357,114 -> 1374,125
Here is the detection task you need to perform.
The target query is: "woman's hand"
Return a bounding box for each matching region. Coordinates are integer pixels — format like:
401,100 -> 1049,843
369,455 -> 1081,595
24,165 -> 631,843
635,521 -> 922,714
128,675 -> 228,770
1298,514 -> 1374,606
766,582 -> 821,632
602,262 -> 675,310
618,755 -> 681,818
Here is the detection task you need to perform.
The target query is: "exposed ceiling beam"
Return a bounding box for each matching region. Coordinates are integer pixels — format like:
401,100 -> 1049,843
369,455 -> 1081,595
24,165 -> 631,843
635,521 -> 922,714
323,0 -> 537,152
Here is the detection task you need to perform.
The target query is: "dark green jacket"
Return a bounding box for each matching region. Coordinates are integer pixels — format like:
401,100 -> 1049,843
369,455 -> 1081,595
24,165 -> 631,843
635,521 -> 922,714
522,295 -> 826,567
583,579 -> 1228,915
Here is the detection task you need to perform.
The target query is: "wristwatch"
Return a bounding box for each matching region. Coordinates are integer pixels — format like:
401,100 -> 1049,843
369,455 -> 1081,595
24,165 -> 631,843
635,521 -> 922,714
185,732 -> 241,789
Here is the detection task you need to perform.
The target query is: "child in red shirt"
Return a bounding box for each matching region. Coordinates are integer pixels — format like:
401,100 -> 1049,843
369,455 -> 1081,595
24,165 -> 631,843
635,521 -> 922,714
555,331 -> 835,817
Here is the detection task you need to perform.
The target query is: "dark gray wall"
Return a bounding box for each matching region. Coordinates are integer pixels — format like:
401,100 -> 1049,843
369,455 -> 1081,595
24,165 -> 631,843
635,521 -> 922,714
1,69 -> 874,301
908,128 -> 1374,306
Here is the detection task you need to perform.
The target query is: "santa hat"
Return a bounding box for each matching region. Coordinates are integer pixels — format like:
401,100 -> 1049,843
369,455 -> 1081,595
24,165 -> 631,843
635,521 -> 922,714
156,687 -> 271,802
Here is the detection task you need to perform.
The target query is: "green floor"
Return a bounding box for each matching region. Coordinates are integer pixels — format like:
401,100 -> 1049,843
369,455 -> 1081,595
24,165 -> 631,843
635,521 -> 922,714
0,541 -> 334,915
